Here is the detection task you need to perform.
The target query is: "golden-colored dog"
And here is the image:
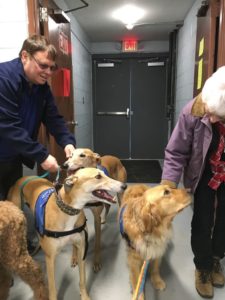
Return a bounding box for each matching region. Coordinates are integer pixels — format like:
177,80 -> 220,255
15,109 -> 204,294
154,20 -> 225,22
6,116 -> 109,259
8,168 -> 126,300
63,148 -> 127,271
119,184 -> 191,300
0,201 -> 48,300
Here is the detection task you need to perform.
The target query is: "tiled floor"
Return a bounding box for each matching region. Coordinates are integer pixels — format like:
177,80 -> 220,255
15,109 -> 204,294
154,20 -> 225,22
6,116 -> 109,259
8,187 -> 225,300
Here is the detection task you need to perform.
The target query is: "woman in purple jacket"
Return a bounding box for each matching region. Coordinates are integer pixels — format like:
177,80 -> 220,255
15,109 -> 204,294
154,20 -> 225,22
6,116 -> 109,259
161,67 -> 225,298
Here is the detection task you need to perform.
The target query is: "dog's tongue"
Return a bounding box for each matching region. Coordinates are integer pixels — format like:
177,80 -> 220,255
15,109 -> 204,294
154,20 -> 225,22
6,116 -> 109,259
92,190 -> 116,203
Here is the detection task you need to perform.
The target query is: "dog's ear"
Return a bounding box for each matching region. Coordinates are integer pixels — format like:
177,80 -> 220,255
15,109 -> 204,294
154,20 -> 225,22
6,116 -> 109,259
64,176 -> 78,193
142,202 -> 161,233
132,198 -> 160,233
94,152 -> 101,164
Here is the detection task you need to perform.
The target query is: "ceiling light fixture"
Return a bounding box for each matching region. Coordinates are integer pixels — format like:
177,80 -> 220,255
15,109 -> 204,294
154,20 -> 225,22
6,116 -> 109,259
112,4 -> 145,30
126,23 -> 134,30
130,21 -> 184,30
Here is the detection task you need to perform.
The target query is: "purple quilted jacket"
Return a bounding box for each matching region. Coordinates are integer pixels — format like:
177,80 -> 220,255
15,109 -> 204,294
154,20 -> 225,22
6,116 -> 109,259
161,94 -> 212,193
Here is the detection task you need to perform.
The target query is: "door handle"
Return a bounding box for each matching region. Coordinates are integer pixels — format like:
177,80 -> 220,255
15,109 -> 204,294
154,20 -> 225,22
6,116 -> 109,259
97,108 -> 133,118
67,120 -> 78,126
126,108 -> 134,119
97,111 -> 127,116
126,108 -> 130,118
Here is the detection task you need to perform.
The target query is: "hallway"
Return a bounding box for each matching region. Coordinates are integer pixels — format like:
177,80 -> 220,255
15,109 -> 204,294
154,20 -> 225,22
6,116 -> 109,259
8,194 -> 225,300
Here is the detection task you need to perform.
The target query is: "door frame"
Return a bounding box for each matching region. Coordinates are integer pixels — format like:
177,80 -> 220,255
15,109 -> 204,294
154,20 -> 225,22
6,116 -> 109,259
27,0 -> 40,34
193,0 -> 224,96
218,0 -> 225,66
26,0 -> 75,177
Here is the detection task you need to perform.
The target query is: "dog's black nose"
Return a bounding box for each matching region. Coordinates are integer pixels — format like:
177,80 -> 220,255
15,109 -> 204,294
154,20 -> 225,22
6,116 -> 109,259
122,183 -> 127,190
61,163 -> 68,169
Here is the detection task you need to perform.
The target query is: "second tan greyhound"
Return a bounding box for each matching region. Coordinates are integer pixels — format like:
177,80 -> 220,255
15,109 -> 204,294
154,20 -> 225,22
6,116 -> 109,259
63,148 -> 127,271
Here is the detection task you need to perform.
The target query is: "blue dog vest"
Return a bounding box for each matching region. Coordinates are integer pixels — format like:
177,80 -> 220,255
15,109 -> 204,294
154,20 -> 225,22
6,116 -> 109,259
35,188 -> 55,236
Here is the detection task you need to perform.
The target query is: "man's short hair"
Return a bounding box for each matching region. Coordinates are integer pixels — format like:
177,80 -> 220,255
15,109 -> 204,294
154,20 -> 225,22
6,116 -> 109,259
19,34 -> 57,61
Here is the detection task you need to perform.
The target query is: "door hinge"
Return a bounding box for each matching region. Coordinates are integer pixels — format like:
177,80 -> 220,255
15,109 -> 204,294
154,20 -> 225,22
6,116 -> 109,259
40,7 -> 48,22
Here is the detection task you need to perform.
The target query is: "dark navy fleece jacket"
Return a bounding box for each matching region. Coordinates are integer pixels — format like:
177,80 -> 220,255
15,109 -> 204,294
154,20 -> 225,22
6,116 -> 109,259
0,58 -> 76,168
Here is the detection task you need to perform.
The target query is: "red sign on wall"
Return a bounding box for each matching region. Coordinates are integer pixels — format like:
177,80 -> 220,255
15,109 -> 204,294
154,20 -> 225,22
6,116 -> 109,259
59,30 -> 69,55
122,40 -> 138,52
54,68 -> 71,97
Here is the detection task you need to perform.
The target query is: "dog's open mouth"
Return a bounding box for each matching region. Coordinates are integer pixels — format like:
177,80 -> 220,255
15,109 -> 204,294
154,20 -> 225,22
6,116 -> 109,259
92,190 -> 116,204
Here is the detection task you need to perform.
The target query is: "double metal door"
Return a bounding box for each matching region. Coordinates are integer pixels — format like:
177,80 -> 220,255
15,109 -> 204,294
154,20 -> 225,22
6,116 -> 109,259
93,57 -> 169,159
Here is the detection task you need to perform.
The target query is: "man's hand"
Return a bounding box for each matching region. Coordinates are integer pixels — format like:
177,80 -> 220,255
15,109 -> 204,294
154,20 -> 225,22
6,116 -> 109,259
64,144 -> 75,158
40,154 -> 59,172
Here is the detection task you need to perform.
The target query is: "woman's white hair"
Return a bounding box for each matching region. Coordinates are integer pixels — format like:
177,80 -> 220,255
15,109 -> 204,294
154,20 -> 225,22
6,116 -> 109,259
202,66 -> 225,117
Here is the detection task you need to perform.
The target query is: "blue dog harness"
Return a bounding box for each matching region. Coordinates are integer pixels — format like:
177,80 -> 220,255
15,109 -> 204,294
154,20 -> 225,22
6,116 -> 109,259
34,187 -> 88,259
20,175 -> 88,259
119,205 -> 134,249
97,164 -> 110,176
35,188 -> 55,236
34,188 -> 87,240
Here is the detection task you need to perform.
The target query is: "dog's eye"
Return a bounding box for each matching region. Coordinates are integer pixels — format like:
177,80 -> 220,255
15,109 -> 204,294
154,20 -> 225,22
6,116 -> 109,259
80,154 -> 86,157
95,174 -> 102,179
164,189 -> 171,196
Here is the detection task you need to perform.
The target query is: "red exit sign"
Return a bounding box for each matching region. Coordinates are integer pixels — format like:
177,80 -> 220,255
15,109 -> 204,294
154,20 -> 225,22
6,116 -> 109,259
122,40 -> 138,52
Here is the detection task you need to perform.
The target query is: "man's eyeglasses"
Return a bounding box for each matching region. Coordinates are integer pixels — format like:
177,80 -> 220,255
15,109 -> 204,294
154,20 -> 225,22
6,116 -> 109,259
31,55 -> 58,72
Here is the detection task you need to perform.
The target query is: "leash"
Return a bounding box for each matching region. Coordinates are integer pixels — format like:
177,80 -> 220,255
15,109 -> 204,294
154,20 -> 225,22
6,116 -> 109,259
52,167 -> 63,192
54,167 -> 61,184
132,260 -> 150,300
20,171 -> 50,210
119,205 -> 149,298
19,168 -> 61,210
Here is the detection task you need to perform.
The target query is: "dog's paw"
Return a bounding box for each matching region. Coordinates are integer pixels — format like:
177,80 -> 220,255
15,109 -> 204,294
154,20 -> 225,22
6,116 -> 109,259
93,262 -> 102,273
80,291 -> 91,300
151,276 -> 166,290
71,261 -> 78,268
100,212 -> 107,224
137,293 -> 144,300
101,218 -> 106,224
71,257 -> 78,268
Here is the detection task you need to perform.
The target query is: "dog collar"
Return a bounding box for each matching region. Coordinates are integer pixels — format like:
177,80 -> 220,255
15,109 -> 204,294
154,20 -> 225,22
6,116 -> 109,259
56,192 -> 81,215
